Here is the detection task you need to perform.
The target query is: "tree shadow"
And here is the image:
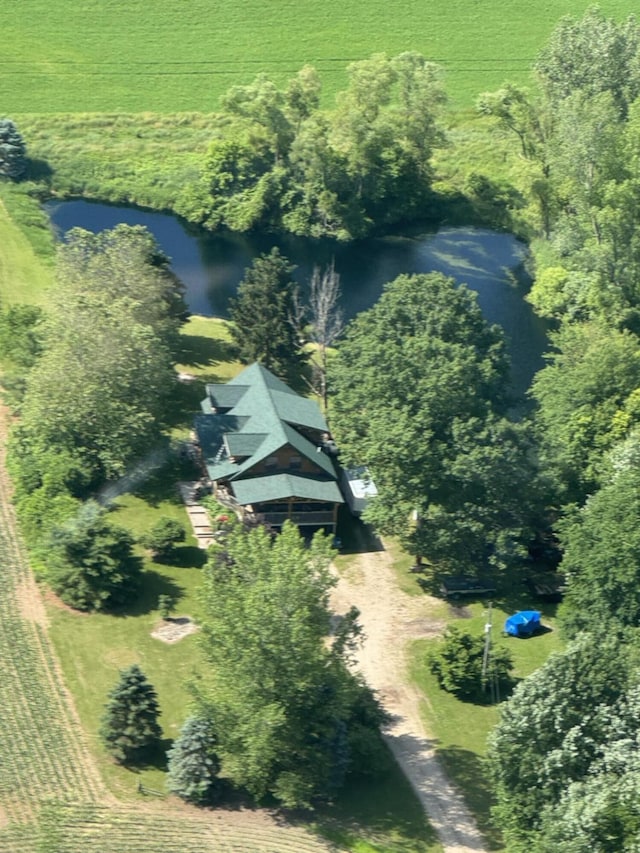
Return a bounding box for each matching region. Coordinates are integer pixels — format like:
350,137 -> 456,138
435,744 -> 503,850
155,545 -> 207,569
26,158 -> 54,183
130,453 -> 200,508
113,570 -> 184,618
336,511 -> 384,554
312,738 -> 439,848
175,335 -> 237,371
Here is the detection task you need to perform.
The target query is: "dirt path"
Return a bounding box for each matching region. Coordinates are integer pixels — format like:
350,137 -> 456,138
331,542 -> 487,853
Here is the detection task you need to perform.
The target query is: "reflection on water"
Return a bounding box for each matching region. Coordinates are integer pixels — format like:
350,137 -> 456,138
45,200 -> 548,395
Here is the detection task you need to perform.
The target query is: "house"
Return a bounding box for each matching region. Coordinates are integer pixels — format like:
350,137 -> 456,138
194,363 -> 343,532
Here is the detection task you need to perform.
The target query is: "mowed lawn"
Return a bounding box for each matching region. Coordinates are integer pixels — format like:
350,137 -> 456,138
2,0 -> 637,111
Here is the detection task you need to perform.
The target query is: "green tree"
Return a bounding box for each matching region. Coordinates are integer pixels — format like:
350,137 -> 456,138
531,321 -> 640,506
166,716 -> 221,804
140,516 -> 186,562
330,272 -> 541,571
54,225 -> 187,348
0,118 -> 27,179
196,522 -> 385,807
488,635 -> 633,848
229,248 -> 307,387
535,685 -> 640,851
535,7 -> 640,115
428,626 -> 513,700
100,665 -> 162,764
47,501 -> 141,611
558,466 -> 640,637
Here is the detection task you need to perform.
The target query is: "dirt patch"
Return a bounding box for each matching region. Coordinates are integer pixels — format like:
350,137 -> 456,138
331,542 -> 487,853
151,616 -> 199,644
16,577 -> 48,627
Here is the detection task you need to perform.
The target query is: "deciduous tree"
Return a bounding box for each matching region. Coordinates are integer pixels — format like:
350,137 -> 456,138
330,272 -> 541,571
196,522 -> 385,807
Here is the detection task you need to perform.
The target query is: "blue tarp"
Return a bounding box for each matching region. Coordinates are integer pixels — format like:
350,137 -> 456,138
504,610 -> 541,638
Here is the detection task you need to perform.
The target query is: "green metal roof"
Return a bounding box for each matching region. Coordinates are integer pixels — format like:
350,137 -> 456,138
232,474 -> 343,506
195,364 -> 339,504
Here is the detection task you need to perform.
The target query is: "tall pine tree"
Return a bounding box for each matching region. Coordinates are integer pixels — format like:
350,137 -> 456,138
166,716 -> 221,803
229,248 -> 307,388
100,665 -> 162,763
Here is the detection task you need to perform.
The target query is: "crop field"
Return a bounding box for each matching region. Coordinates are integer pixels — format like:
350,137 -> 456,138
1,0 -> 637,112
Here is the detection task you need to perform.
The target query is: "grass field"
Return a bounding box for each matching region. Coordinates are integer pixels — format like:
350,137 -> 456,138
410,600 -> 564,850
0,184 -> 54,304
2,0 -> 637,112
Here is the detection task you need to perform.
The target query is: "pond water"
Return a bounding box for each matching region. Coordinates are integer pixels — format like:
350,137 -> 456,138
44,199 -> 548,395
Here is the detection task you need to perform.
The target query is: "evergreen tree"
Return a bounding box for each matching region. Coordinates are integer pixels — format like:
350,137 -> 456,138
47,501 -> 141,612
229,248 -> 307,387
100,665 -> 162,764
166,716 -> 221,804
0,118 -> 27,179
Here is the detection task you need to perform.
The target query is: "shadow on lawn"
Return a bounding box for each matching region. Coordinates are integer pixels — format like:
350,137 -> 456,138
176,334 -> 237,371
435,745 -> 502,850
313,739 -> 438,850
115,571 -> 184,618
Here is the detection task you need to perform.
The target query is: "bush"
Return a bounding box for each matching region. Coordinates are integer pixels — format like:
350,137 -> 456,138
140,516 -> 186,561
428,625 -> 513,700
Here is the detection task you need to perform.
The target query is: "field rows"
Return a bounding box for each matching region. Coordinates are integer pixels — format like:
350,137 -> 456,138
0,802 -> 332,853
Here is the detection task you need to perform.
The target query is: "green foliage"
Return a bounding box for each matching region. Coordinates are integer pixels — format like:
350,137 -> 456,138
488,635 -> 635,848
196,521 -> 386,807
141,517 -> 186,561
47,501 -> 141,612
330,272 -> 543,572
166,716 -> 221,804
558,466 -> 640,637
535,6 -> 640,115
0,118 -> 27,179
531,321 -> 640,505
428,625 -> 513,700
199,54 -> 445,239
229,248 -> 308,387
13,225 -> 180,489
100,665 -> 162,764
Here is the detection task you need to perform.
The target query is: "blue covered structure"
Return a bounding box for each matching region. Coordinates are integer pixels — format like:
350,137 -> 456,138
505,610 -> 541,638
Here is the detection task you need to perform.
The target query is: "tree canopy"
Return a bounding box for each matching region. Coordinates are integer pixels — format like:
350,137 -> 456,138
195,522 -> 385,807
329,272 -> 542,571
191,53 -> 446,239
488,635 -> 636,849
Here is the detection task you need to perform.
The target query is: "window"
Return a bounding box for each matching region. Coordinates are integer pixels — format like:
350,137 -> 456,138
289,455 -> 302,470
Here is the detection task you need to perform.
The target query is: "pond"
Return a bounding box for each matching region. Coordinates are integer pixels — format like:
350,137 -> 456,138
45,200 -> 548,396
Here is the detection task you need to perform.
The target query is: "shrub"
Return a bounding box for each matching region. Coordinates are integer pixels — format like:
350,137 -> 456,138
140,516 -> 186,561
428,625 -> 513,700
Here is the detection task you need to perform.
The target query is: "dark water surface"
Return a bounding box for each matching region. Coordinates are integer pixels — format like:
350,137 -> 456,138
45,200 -> 548,395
